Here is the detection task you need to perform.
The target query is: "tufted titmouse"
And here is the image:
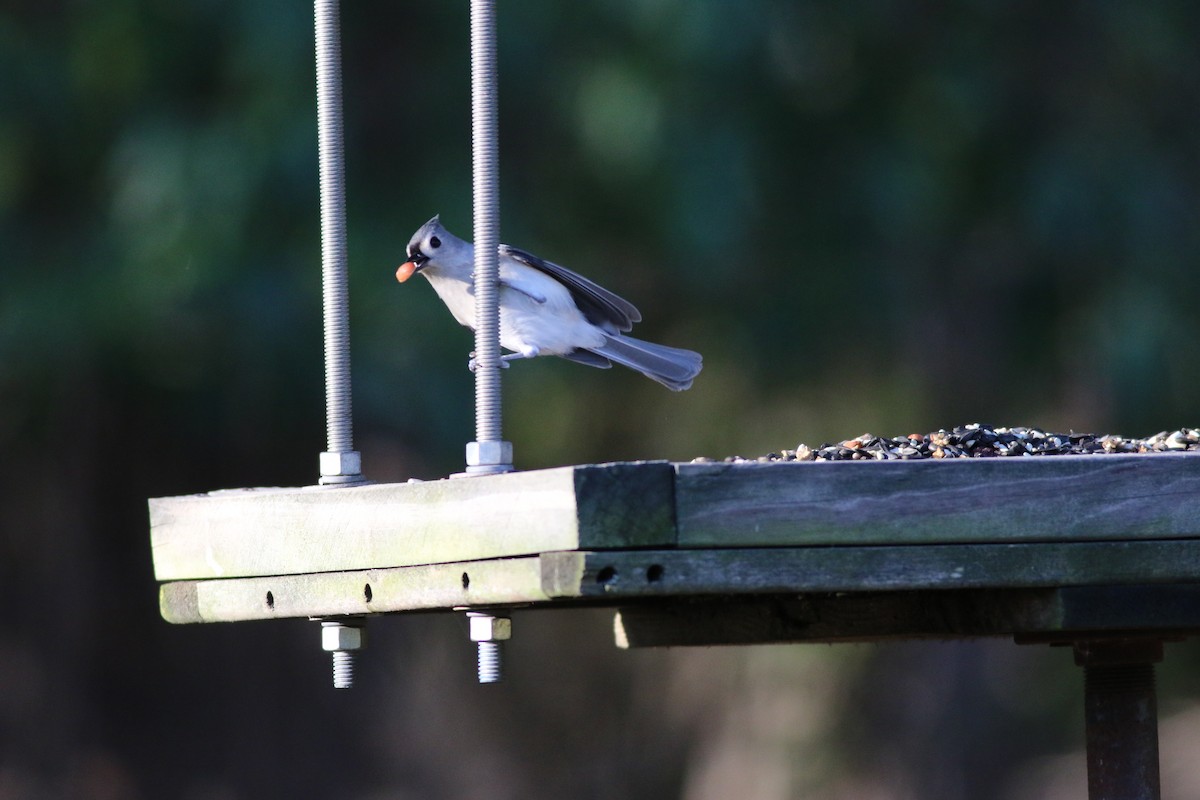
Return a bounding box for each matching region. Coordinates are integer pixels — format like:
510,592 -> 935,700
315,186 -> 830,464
396,216 -> 702,391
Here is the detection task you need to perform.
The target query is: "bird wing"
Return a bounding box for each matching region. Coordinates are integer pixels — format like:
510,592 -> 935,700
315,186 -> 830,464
500,245 -> 642,334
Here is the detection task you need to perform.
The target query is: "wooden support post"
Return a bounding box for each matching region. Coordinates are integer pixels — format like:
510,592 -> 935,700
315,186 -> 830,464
1074,639 -> 1163,800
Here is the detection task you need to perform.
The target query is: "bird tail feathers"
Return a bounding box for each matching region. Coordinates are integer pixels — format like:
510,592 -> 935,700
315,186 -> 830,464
588,335 -> 703,391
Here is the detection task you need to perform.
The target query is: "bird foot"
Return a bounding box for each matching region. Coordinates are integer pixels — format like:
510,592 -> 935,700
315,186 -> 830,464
468,353 -> 511,373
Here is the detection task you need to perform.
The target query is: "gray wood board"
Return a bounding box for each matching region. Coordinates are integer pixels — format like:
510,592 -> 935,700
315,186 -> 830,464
676,453 -> 1200,547
614,585 -> 1200,648
160,539 -> 1200,623
160,557 -> 548,623
150,462 -> 675,581
539,539 -> 1200,598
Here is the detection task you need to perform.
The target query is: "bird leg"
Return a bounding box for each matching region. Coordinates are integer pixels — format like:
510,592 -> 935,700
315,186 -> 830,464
502,345 -> 540,362
467,352 -> 510,372
467,345 -> 539,372
468,351 -> 518,372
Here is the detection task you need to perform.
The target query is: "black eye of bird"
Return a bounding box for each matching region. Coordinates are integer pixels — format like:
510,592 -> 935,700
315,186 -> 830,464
429,236 -> 441,249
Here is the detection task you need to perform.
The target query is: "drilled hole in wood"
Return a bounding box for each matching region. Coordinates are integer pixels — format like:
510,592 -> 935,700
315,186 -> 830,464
597,566 -> 618,585
265,591 -> 275,610
646,564 -> 665,583
363,583 -> 373,603
462,572 -> 471,590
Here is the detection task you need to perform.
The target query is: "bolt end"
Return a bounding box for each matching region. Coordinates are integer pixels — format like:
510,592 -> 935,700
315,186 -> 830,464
477,641 -> 503,684
331,650 -> 356,689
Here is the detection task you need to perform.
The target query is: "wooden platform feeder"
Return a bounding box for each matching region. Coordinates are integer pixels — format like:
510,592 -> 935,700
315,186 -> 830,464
150,3 -> 1199,799
152,454 -> 1200,799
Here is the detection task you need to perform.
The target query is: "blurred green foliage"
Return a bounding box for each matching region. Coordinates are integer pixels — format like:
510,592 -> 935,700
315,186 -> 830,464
5,1 -> 1199,481
3,1 -> 1200,798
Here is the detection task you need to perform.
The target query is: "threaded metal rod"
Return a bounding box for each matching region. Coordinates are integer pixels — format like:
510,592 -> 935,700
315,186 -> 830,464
467,612 -> 510,684
470,0 -> 504,453
477,641 -> 503,684
321,619 -> 366,690
315,0 -> 361,482
331,650 -> 356,689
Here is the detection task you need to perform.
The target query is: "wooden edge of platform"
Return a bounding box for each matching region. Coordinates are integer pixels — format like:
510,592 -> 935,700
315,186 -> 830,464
160,538 -> 1200,624
149,461 -> 676,582
673,452 -> 1200,547
150,454 -> 1200,583
159,556 -> 549,624
614,584 -> 1200,648
543,539 -> 1200,598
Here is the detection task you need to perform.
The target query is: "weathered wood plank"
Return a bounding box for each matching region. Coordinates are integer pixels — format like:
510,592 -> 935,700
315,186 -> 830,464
539,539 -> 1200,598
150,462 -> 675,580
614,585 -> 1200,647
159,538 -> 1200,623
676,453 -> 1200,547
615,592 -> 1054,647
159,556 -> 548,623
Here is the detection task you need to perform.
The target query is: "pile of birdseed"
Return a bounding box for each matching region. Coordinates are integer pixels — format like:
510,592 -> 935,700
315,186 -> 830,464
699,424 -> 1200,463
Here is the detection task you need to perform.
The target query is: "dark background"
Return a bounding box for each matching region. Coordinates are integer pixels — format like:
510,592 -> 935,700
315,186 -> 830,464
3,2 -> 1200,798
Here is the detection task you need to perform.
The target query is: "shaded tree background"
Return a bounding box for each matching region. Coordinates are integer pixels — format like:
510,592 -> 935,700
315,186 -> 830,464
3,1 -> 1200,798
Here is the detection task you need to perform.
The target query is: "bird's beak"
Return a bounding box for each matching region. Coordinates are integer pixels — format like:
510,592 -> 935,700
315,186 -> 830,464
396,250 -> 429,283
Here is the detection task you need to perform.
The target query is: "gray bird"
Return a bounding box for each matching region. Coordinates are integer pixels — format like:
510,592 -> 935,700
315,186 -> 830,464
396,216 -> 702,391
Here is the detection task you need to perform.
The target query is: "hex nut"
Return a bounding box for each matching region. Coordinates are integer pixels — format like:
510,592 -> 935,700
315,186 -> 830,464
322,623 -> 366,651
469,614 -> 512,642
466,440 -> 513,467
319,450 -> 362,477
